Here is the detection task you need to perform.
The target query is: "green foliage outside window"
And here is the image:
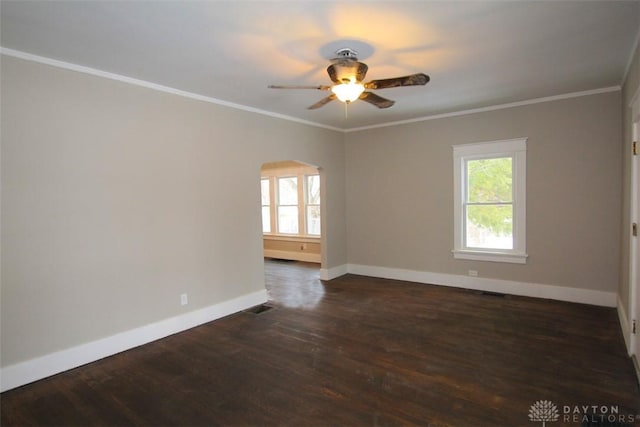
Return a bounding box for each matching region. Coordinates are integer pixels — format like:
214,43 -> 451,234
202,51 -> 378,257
466,157 -> 513,236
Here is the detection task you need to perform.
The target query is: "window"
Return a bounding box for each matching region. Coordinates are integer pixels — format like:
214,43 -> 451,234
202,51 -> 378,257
260,178 -> 271,233
453,138 -> 527,264
277,176 -> 299,234
305,175 -> 321,235
261,170 -> 321,238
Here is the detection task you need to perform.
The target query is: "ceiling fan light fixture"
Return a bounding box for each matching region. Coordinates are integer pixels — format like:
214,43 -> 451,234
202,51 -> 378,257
331,78 -> 365,103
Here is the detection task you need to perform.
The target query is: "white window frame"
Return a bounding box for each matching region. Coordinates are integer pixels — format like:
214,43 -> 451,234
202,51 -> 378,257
304,174 -> 321,236
260,178 -> 271,233
260,169 -> 321,239
453,137 -> 527,264
276,176 -> 299,235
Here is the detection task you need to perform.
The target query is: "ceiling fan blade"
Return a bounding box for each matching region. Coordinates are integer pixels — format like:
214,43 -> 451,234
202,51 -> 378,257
268,85 -> 331,90
327,60 -> 368,83
364,73 -> 430,90
359,91 -> 395,109
308,94 -> 337,110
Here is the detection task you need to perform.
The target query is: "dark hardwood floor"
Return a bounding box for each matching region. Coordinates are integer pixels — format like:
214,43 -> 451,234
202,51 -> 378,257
2,259 -> 640,426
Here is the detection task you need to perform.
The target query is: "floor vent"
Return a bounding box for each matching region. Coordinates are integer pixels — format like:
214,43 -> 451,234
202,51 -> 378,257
244,304 -> 274,315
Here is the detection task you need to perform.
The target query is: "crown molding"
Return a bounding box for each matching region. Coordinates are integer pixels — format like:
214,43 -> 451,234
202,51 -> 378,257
344,86 -> 621,132
0,47 -> 342,132
1,47 -> 623,134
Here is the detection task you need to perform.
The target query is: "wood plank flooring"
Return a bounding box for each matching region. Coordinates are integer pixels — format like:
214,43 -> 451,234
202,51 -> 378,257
2,259 -> 639,426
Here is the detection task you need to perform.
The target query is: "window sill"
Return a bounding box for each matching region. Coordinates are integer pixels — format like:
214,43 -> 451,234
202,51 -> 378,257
452,249 -> 527,264
263,234 -> 321,243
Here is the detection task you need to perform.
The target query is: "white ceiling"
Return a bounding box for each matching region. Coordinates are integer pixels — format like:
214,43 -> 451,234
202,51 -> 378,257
1,1 -> 639,130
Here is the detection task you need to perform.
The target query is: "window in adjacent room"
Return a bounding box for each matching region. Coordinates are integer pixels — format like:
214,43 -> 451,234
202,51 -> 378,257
453,138 -> 527,264
277,176 -> 299,234
260,178 -> 271,233
260,162 -> 321,239
305,174 -> 321,236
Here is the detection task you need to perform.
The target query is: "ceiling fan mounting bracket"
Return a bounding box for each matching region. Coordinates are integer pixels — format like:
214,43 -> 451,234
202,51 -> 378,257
334,48 -> 359,60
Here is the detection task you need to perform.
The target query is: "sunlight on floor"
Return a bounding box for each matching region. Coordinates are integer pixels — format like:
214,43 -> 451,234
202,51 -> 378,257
264,259 -> 325,309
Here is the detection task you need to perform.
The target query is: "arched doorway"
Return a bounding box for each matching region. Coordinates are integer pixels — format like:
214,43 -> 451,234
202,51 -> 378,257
260,160 -> 325,308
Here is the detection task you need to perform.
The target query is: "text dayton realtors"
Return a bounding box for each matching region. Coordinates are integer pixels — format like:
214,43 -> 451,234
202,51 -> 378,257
562,405 -> 637,424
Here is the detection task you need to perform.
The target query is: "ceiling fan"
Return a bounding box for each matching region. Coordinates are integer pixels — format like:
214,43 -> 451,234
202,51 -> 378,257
269,48 -> 430,110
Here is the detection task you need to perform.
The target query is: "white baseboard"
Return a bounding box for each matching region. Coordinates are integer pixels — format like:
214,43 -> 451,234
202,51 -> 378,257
0,264 -> 619,392
347,264 -> 617,307
320,264 -> 348,280
618,296 -> 632,355
633,355 -> 640,387
0,289 -> 267,392
619,301 -> 640,385
264,249 -> 321,263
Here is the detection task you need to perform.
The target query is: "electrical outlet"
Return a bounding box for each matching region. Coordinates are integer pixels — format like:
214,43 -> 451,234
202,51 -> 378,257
180,293 -> 188,306
468,270 -> 478,277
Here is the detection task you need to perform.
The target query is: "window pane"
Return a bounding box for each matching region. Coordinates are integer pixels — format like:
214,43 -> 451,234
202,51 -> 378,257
306,205 -> 321,235
278,177 -> 298,205
466,204 -> 513,249
306,175 -> 320,205
467,157 -> 512,203
261,179 -> 270,206
261,206 -> 271,233
278,206 -> 299,234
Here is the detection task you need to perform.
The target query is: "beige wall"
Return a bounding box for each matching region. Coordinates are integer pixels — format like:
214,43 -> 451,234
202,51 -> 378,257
0,55 -> 346,366
0,52 -> 628,370
345,91 -> 622,292
620,41 -> 640,315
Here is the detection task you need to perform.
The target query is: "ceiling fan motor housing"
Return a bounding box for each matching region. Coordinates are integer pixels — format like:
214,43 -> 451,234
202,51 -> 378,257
328,59 -> 368,83
327,48 -> 369,83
